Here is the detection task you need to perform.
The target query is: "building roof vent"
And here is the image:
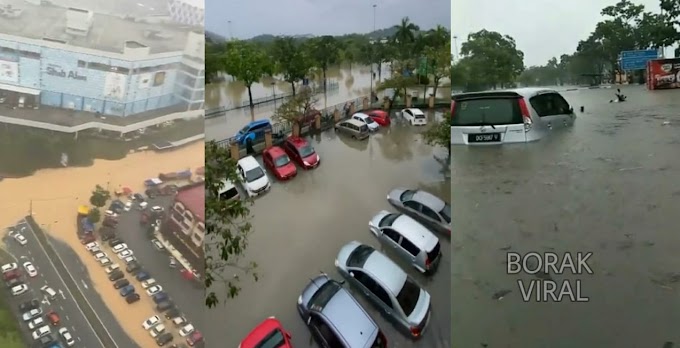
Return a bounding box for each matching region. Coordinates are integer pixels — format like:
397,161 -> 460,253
65,7 -> 93,37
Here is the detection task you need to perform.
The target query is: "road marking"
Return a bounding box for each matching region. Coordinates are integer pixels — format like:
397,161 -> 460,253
59,289 -> 65,299
81,279 -> 88,289
66,315 -> 70,320
27,250 -> 31,255
21,218 -> 113,348
59,305 -> 64,310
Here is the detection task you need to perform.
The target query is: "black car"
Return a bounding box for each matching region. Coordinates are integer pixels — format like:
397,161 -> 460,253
133,193 -> 145,202
164,308 -> 181,320
113,279 -> 129,289
145,188 -> 160,198
156,332 -> 173,346
126,261 -> 141,274
108,270 -> 124,281
125,293 -> 140,304
7,279 -> 22,288
156,301 -> 174,312
108,238 -> 123,247
136,271 -> 151,281
18,299 -> 40,312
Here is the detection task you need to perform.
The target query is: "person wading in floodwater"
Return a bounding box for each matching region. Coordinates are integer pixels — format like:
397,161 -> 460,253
611,88 -> 627,103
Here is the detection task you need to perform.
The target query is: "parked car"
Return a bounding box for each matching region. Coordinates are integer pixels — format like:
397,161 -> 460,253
351,112 -> 380,132
22,262 -> 37,277
368,211 -> 443,274
149,324 -> 166,338
334,119 -> 370,140
143,315 -> 161,330
151,239 -> 165,251
18,298 -> 40,312
186,330 -> 203,346
237,156 -> 271,197
112,243 -> 127,253
58,327 -> 75,346
387,188 -> 451,236
13,233 -> 28,245
32,325 -> 51,340
367,110 -> 391,126
108,270 -> 124,281
152,292 -> 169,304
46,310 -> 60,326
126,293 -> 141,304
105,264 -> 120,274
157,300 -> 174,312
296,273 -> 387,348
40,285 -> 57,300
136,271 -> 151,281
28,317 -> 45,330
114,279 -> 130,289
240,317 -> 293,348
3,269 -> 20,281
234,119 -> 273,146
400,108 -> 427,126
126,261 -> 141,274
282,137 -> 320,169
450,88 -> 576,145
146,285 -> 163,296
11,283 -> 28,296
22,308 -> 43,321
179,324 -> 195,337
117,249 -> 134,259
262,146 -> 297,180
141,278 -> 157,289
336,241 -> 432,338
218,179 -> 241,202
108,238 -> 123,247
119,285 -> 135,297
156,332 -> 174,346
1,262 -> 18,273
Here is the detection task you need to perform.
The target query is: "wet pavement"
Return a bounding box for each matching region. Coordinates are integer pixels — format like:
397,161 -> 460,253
206,110 -> 451,347
452,85 -> 680,347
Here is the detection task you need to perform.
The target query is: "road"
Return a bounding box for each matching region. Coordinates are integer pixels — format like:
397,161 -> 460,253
3,220 -> 108,348
208,110 -> 452,347
452,85 -> 680,347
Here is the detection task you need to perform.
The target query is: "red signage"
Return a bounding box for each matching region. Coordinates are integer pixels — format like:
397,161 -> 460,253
646,58 -> 680,90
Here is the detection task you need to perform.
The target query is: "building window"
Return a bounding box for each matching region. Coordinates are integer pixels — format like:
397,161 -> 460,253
78,60 -> 87,68
180,63 -> 200,76
19,51 -> 40,59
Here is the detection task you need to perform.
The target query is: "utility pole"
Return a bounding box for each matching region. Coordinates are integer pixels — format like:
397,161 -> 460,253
370,4 -> 377,103
453,36 -> 459,62
228,21 -> 233,40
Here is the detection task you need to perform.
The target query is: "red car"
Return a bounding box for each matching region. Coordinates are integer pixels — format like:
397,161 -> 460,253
2,269 -> 20,281
282,137 -> 320,169
262,146 -> 297,180
367,110 -> 391,126
186,330 -> 203,346
240,317 -> 292,348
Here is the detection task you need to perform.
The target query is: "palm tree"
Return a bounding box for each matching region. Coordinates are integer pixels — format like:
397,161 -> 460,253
393,17 -> 420,60
426,25 -> 450,49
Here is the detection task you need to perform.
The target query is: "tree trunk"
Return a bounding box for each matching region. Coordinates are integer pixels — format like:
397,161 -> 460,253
378,62 -> 383,81
247,86 -> 254,109
291,82 -> 296,96
323,68 -> 327,94
432,79 -> 439,100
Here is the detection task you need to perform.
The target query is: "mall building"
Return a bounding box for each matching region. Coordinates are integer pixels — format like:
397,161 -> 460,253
0,4 -> 204,119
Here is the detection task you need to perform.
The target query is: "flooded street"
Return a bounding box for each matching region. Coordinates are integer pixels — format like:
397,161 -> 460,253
207,111 -> 451,347
452,86 -> 680,347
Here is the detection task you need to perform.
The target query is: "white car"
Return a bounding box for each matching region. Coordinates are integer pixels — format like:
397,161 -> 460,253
40,285 -> 57,299
105,210 -> 117,217
28,317 -> 45,330
112,243 -> 128,253
179,324 -> 195,337
117,249 -> 133,259
351,112 -> 380,132
14,233 -> 27,245
151,239 -> 165,251
98,258 -> 111,266
142,315 -> 161,330
141,279 -> 157,289
94,252 -> 108,261
123,256 -> 136,264
172,316 -> 187,327
146,285 -> 163,296
89,247 -> 101,254
237,156 -> 271,197
124,201 -> 132,211
105,264 -> 120,274
11,284 -> 29,296
58,327 -> 76,346
23,262 -> 37,277
401,108 -> 427,126
85,242 -> 99,251
139,201 -> 149,210
22,308 -> 42,321
31,325 -> 51,340
1,262 -> 18,273
151,206 -> 164,213
149,324 -> 166,338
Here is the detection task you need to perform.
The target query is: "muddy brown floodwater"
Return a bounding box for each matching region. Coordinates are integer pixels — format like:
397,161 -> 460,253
207,110 -> 452,347
0,141 -> 204,347
452,85 -> 680,347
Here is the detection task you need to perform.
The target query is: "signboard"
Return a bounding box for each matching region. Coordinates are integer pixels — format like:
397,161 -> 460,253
646,58 -> 680,90
138,73 -> 152,89
45,64 -> 87,81
620,49 -> 658,71
103,72 -> 127,100
0,60 -> 19,83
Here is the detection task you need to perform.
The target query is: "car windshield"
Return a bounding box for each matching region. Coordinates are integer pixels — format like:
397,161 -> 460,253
308,281 -> 341,312
274,154 -> 291,167
365,117 -> 376,124
255,329 -> 286,348
298,144 -> 315,158
440,203 -> 451,223
395,276 -> 421,316
399,190 -> 416,202
245,167 -> 265,182
452,98 -> 523,126
238,125 -> 249,135
378,213 -> 399,227
347,244 -> 375,268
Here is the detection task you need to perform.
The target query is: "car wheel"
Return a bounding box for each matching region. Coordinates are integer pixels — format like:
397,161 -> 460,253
410,120 -> 414,126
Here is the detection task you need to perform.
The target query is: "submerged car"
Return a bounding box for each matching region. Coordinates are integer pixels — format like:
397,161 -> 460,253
387,188 -> 451,236
351,112 -> 380,132
282,136 -> 320,169
237,156 -> 271,197
401,108 -> 427,126
367,109 -> 391,126
262,146 -> 297,180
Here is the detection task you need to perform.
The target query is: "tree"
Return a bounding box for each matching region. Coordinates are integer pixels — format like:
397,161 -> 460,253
393,17 -> 420,60
271,37 -> 312,96
204,141 -> 258,308
89,185 -> 110,208
423,115 -> 451,158
87,208 -> 101,224
306,36 -> 341,94
223,41 -> 271,112
460,30 -> 525,90
424,41 -> 451,97
377,62 -> 419,106
273,89 -> 318,136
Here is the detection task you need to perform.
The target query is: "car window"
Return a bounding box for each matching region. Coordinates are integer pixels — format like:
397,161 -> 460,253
315,318 -> 343,348
399,190 -> 416,201
308,281 -> 341,312
399,237 -> 419,256
529,93 -> 571,117
359,125 -> 369,133
382,228 -> 400,243
238,125 -> 250,134
439,203 -> 451,224
452,98 -> 523,126
419,204 -> 441,221
254,328 -> 286,348
354,270 -> 393,308
403,200 -> 421,211
395,276 -> 421,316
405,110 -> 412,116
274,154 -> 291,167
298,144 -> 315,157
347,245 -> 375,268
378,214 -> 399,228
244,167 -> 265,182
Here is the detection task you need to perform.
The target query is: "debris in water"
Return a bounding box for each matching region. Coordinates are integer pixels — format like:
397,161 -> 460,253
492,289 -> 512,300
662,121 -> 671,126
618,166 -> 643,171
498,245 -> 511,251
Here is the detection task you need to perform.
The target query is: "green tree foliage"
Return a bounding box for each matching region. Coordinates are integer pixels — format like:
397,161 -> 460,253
87,208 -> 101,224
89,185 -> 110,208
271,37 -> 312,96
423,114 -> 451,155
424,41 -> 452,97
223,41 -> 272,109
377,62 -> 419,105
393,17 -> 420,60
273,89 -> 318,126
204,141 -> 258,308
306,36 -> 341,93
459,30 -> 525,90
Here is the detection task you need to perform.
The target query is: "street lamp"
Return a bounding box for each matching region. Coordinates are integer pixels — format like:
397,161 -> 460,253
453,35 -> 459,62
370,4 -> 377,103
271,81 -> 276,109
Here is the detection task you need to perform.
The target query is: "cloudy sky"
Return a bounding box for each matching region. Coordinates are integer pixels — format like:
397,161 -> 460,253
452,0 -> 663,67
206,0 -> 450,39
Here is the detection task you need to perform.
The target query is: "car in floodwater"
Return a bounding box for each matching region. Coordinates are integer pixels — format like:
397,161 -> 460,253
237,156 -> 271,197
387,188 -> 451,236
262,146 -> 297,180
367,109 -> 391,126
401,108 -> 427,126
334,119 -> 370,140
351,112 -> 380,132
239,317 -> 293,348
283,136 -> 320,169
450,88 -> 575,145
234,119 -> 273,146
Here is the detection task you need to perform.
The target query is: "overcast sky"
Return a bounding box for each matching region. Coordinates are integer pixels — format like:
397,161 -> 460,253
206,0 -> 449,39
452,0 -> 663,67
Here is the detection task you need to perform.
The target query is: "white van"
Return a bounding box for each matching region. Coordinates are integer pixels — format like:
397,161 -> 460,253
236,156 -> 271,197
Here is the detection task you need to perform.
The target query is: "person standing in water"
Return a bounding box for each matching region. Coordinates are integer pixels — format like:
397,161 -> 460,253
615,88 -> 627,102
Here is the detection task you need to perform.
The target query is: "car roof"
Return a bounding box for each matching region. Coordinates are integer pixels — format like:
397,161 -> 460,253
392,215 -> 439,249
242,317 -> 283,345
352,112 -> 369,119
237,156 -> 261,170
286,136 -> 309,148
247,119 -> 271,127
453,87 -> 558,100
321,288 -> 378,347
342,119 -> 365,127
359,250 -> 407,295
405,108 -> 424,114
411,190 -> 445,211
264,146 -> 286,157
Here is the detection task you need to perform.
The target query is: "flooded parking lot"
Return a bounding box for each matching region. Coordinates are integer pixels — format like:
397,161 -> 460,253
207,110 -> 451,347
452,86 -> 680,347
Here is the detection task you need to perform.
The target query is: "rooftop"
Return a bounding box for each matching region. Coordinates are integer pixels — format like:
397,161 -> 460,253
0,2 -> 199,54
175,182 -> 204,222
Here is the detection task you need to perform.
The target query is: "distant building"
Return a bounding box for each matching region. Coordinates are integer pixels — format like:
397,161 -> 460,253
160,182 -> 205,273
168,0 -> 204,27
0,3 -> 204,130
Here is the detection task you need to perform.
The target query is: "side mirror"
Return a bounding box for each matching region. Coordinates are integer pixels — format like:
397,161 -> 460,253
285,331 -> 292,339
306,317 -> 311,325
568,107 -> 574,114
349,272 -> 355,278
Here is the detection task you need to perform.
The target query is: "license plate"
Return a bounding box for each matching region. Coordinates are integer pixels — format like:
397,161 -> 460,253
468,133 -> 500,143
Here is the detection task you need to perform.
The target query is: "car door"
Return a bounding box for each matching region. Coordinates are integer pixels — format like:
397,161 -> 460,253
309,314 -> 343,348
398,236 -> 420,264
415,203 -> 443,230
529,92 -> 573,131
353,270 -> 395,318
380,228 -> 401,249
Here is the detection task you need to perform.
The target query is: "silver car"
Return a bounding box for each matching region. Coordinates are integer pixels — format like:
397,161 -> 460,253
335,241 -> 432,339
387,188 -> 451,236
368,210 -> 442,274
450,88 -> 575,145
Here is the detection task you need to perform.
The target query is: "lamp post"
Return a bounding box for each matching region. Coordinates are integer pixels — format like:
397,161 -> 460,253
271,82 -> 276,109
228,21 -> 233,40
370,4 -> 377,103
453,35 -> 459,62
